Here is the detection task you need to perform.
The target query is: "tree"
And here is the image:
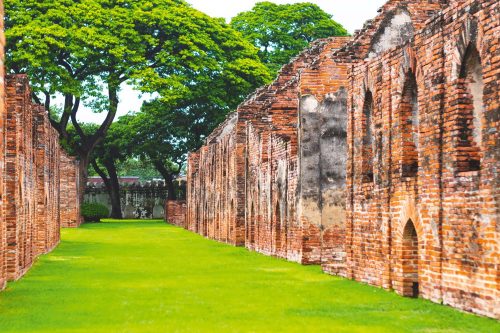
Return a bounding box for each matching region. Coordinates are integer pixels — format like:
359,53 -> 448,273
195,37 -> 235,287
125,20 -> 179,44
5,0 -> 156,200
129,104 -> 186,200
231,2 -> 348,74
130,12 -> 271,200
90,116 -> 134,219
5,0 -> 268,201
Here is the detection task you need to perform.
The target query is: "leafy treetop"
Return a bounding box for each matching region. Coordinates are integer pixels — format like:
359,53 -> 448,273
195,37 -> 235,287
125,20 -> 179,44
231,1 -> 348,74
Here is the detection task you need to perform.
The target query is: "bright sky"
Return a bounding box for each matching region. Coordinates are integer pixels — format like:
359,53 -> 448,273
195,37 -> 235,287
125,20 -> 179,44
76,0 -> 386,124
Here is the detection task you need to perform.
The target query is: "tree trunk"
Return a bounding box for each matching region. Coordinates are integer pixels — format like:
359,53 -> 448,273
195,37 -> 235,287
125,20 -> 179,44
72,83 -> 119,203
165,173 -> 176,201
153,161 -> 177,200
103,159 -> 123,219
78,152 -> 91,206
92,159 -> 122,219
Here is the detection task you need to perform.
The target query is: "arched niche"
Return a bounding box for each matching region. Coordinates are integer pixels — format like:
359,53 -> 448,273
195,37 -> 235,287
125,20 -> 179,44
400,70 -> 419,178
402,219 -> 419,297
361,91 -> 374,183
456,44 -> 483,172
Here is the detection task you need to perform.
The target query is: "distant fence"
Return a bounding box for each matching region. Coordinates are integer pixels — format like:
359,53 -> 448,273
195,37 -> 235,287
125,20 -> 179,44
85,181 -> 167,219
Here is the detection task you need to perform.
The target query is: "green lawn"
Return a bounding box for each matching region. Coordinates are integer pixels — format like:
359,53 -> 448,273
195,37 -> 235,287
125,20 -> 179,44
0,220 -> 497,333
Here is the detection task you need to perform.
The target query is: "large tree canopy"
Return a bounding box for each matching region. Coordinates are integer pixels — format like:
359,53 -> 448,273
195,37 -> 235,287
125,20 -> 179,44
5,0 -> 270,200
231,1 -> 348,74
128,6 -> 272,200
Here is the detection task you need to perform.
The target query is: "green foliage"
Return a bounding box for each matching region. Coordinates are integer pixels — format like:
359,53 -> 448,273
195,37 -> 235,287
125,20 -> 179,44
91,115 -> 134,166
5,0 -> 270,181
63,123 -> 100,156
117,158 -> 162,181
128,12 -> 271,188
0,221 -> 497,332
88,158 -> 162,181
231,2 -> 349,74
81,202 -> 109,222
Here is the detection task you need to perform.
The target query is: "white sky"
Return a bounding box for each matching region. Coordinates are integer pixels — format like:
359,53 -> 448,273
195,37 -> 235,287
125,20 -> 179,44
76,0 -> 386,124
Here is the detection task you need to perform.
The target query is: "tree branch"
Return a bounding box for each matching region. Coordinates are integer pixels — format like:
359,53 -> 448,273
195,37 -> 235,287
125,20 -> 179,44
32,92 -> 42,105
43,91 -> 51,110
91,158 -> 111,190
70,98 -> 86,142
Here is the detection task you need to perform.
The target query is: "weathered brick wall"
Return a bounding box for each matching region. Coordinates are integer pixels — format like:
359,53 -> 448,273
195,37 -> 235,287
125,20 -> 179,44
185,113 -> 240,244
345,0 -> 499,318
298,37 -> 351,267
5,75 -> 37,280
60,151 -> 82,228
184,0 -> 498,318
34,105 -> 61,254
186,37 -> 351,264
0,0 -> 6,290
1,74 -> 81,284
165,200 -> 187,227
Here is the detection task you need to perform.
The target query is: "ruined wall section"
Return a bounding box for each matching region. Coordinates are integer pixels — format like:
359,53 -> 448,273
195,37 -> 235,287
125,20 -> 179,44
5,75 -> 37,280
0,0 -> 6,290
186,37 -> 354,265
347,0 -> 444,60
34,105 -> 61,254
246,124 -> 297,261
346,0 -> 498,318
243,38 -> 351,264
165,200 -> 187,227
187,113 -> 241,245
60,151 -> 82,228
186,151 -> 200,232
298,37 -> 351,267
2,75 -> 81,284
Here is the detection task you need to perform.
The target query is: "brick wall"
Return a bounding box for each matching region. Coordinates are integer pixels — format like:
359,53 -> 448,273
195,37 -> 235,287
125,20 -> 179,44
0,0 -> 6,290
5,75 -> 37,280
0,74 -> 81,285
34,105 -> 61,254
185,37 -> 351,264
183,0 -> 498,319
345,0 -> 499,318
60,151 -> 82,228
165,200 -> 187,227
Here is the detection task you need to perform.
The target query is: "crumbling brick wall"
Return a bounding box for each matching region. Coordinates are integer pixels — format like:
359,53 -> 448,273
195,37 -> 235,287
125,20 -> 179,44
5,75 -> 38,280
186,37 -> 351,264
186,113 -> 242,245
34,105 -> 61,254
298,37 -> 351,267
1,74 -> 81,284
59,152 -> 82,228
0,0 -> 6,290
185,0 -> 498,319
165,200 -> 187,227
344,0 -> 498,318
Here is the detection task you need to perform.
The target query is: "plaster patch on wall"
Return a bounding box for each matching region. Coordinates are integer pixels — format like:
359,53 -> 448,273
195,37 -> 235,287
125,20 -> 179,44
300,95 -> 319,113
298,197 -> 322,226
217,113 -> 238,141
321,189 -> 346,227
368,10 -> 414,58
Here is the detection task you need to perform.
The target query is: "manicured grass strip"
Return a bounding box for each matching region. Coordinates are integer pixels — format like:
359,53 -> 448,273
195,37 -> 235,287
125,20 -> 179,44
0,220 -> 497,332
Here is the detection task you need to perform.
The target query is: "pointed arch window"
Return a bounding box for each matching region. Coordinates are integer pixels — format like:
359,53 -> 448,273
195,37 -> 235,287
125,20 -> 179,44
361,91 -> 374,183
400,71 -> 419,177
456,44 -> 483,172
